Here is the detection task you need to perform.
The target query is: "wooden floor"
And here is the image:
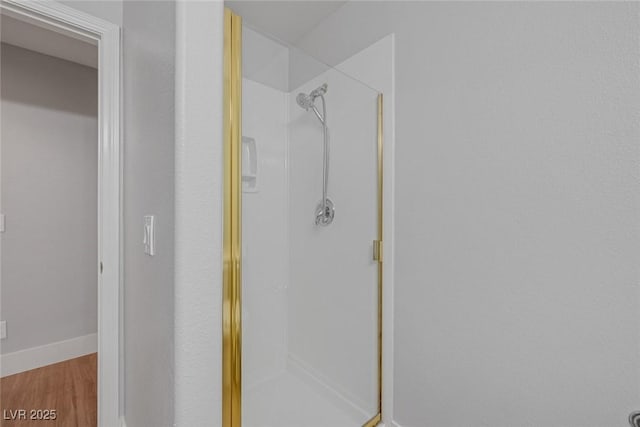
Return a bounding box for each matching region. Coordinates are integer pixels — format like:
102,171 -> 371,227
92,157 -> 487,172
0,354 -> 96,427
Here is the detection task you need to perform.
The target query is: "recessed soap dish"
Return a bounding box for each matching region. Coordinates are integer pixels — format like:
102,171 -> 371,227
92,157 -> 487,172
242,136 -> 258,193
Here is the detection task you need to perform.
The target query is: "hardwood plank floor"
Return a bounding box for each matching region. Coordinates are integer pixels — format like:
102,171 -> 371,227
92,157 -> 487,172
0,354 -> 96,427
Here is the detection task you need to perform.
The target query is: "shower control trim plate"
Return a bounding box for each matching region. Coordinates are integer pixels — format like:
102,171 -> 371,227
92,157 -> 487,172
315,198 -> 335,226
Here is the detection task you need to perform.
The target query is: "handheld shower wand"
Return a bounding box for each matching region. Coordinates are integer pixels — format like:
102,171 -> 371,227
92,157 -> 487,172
296,83 -> 334,226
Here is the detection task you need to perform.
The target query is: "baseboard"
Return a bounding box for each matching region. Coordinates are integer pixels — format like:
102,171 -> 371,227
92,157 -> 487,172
287,353 -> 371,423
0,333 -> 97,377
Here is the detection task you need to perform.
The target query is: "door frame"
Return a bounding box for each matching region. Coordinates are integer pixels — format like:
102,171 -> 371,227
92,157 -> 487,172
222,7 -> 387,427
0,1 -> 121,426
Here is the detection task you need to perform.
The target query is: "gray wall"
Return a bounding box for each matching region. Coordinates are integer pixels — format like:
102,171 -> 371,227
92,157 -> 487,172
56,2 -> 176,424
0,44 -> 98,354
53,2 -> 177,424
6,2 -> 178,424
60,1 -> 123,26
123,2 -> 175,426
297,2 -> 640,426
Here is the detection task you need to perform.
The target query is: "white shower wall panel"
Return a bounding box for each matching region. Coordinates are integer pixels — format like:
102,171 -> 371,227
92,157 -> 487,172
242,78 -> 289,388
241,23 -> 387,423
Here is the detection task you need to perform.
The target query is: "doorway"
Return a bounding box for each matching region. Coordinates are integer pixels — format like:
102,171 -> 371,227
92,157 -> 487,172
0,2 -> 121,426
0,36 -> 98,425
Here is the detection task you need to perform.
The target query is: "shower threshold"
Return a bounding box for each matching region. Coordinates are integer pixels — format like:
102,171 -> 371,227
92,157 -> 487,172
244,371 -> 368,427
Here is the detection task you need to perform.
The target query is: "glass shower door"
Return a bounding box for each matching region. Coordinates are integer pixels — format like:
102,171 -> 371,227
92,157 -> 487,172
236,15 -> 382,427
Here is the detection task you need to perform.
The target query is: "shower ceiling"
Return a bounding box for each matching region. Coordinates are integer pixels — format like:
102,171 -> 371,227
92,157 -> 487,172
225,1 -> 347,45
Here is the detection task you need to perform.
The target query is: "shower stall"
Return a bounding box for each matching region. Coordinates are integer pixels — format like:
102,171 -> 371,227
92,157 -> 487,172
223,8 -> 384,427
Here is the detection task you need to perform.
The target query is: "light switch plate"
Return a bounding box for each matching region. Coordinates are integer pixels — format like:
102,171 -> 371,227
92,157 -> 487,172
143,215 -> 155,256
1,321 -> 6,340
0,214 -> 5,233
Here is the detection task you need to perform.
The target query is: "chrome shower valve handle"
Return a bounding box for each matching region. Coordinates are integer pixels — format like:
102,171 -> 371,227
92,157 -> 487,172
315,198 -> 335,226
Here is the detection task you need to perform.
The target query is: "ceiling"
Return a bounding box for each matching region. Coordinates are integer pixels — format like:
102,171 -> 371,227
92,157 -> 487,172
1,14 -> 97,68
1,2 -> 346,70
226,1 -> 347,46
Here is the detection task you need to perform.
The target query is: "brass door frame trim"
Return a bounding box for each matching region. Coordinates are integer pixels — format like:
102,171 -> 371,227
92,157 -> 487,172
374,93 -> 384,426
223,8 -> 242,427
364,413 -> 382,427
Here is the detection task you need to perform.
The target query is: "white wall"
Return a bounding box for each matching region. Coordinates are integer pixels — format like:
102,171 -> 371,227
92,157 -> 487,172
1,44 -> 97,354
122,1 -> 176,426
174,1 -> 224,426
297,2 -> 640,426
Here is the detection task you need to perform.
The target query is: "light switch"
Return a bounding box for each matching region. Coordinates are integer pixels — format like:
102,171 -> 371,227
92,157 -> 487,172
143,215 -> 155,256
1,321 -> 6,340
0,214 -> 5,233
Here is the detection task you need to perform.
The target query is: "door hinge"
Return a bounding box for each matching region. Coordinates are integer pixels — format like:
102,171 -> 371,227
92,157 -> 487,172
100,262 -> 103,274
373,240 -> 383,262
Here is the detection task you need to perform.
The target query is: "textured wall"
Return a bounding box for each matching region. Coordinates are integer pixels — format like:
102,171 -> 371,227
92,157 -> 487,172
122,1 -> 176,425
1,44 -> 98,354
174,1 -> 224,426
60,1 -> 123,26
297,2 -> 640,426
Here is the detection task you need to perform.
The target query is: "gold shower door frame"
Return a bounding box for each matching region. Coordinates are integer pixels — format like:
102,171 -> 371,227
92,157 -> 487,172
222,8 -> 383,427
